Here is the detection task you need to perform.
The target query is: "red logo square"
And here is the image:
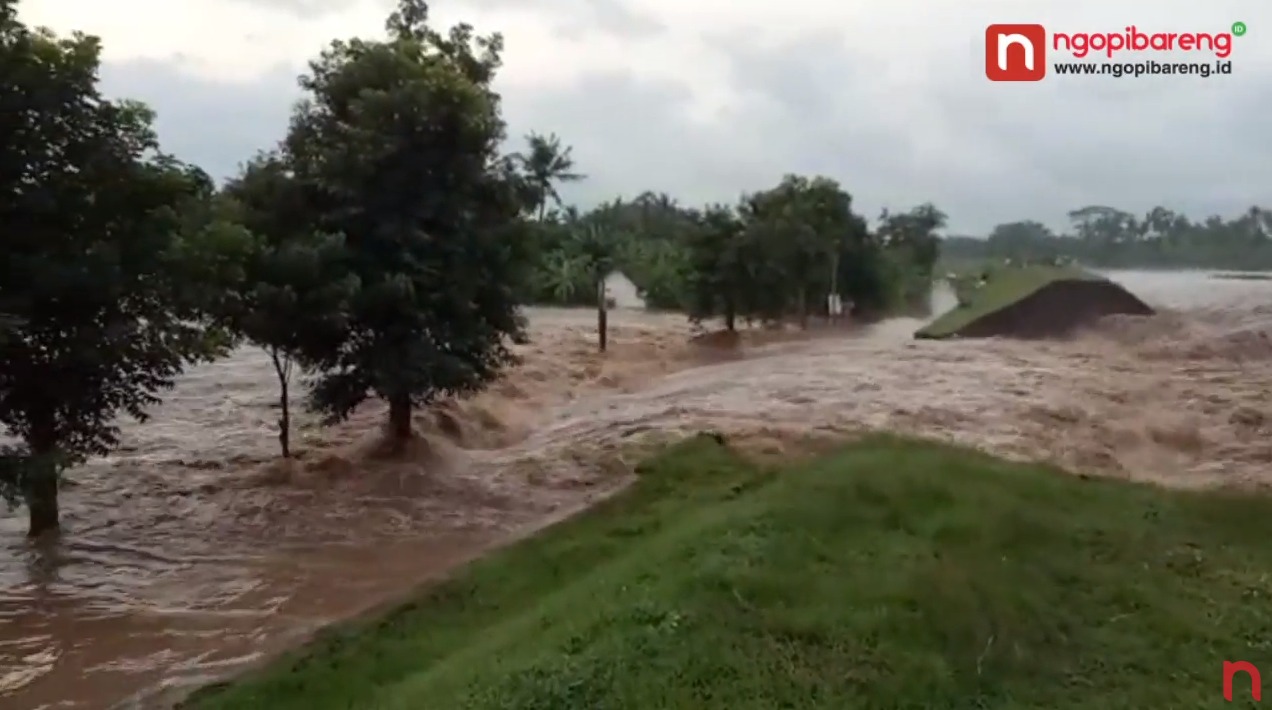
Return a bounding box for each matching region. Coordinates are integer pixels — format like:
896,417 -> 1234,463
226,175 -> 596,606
985,24 -> 1046,81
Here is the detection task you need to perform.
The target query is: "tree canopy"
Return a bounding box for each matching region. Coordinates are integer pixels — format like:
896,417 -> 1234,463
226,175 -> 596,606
280,0 -> 533,444
525,185 -> 942,326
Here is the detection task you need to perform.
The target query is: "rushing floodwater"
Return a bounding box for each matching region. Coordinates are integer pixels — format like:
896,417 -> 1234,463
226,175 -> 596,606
2,270 -> 1271,709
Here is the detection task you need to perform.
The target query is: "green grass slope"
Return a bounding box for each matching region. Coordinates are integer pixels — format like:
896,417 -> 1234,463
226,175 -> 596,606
185,434 -> 1272,709
918,265 -> 1102,339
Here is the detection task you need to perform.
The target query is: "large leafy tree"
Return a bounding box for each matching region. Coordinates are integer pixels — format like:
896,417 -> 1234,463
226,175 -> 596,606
685,205 -> 747,331
525,173 -> 938,329
0,3 -> 229,536
282,0 -> 530,446
778,176 -> 862,326
679,174 -> 902,329
735,175 -> 869,326
877,203 -> 946,297
868,204 -> 945,310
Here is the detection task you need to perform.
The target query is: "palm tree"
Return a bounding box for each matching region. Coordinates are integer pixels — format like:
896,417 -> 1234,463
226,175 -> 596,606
517,132 -> 584,221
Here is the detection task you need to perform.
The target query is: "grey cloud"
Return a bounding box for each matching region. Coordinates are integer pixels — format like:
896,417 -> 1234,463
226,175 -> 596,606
702,23 -> 1272,231
703,30 -> 1056,227
549,0 -> 664,40
236,0 -> 667,37
97,13 -> 1272,235
101,59 -> 299,179
501,71 -> 760,207
925,53 -> 1271,227
459,0 -> 665,39
222,0 -> 363,17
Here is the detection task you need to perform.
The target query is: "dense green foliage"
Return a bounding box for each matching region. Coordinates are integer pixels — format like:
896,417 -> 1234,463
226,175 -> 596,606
526,187 -> 945,325
187,434 -> 1272,708
944,205 -> 1272,269
0,0 -> 944,536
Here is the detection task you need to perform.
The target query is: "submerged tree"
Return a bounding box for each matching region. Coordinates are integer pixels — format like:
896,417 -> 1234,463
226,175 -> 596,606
685,205 -> 747,331
687,175 -> 872,329
283,0 -> 530,447
217,154 -> 358,457
876,203 -> 946,306
0,6 -> 229,536
757,175 -> 860,327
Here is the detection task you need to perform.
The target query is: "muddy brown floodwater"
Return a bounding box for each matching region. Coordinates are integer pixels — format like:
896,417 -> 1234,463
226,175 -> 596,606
2,270 -> 1271,709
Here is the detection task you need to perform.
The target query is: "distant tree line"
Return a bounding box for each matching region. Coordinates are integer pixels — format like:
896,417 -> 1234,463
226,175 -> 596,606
523,185 -> 945,324
0,0 -> 944,538
942,205 -> 1272,270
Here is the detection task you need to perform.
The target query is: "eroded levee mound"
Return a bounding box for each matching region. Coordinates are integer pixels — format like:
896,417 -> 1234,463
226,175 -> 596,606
927,279 -> 1154,339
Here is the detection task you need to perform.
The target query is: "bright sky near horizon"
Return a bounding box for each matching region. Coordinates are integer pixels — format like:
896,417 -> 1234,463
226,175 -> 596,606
16,0 -> 1272,233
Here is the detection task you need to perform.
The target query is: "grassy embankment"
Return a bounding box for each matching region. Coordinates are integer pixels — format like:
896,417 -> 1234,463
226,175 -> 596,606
187,434 -> 1272,709
916,265 -> 1102,339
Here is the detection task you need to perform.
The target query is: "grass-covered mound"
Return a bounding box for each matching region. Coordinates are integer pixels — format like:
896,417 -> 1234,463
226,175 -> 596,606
917,265 -> 1152,339
185,434 -> 1272,709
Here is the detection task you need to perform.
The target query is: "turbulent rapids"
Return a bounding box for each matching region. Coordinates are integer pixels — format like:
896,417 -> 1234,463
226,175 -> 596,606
2,270 -> 1271,709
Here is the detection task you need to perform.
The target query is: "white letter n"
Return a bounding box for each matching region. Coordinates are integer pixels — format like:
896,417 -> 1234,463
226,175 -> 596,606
998,33 -> 1033,70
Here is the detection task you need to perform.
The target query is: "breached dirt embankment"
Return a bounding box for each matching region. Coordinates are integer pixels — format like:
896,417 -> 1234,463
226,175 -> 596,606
948,279 -> 1155,339
4,272 -> 1272,709
918,268 -> 1155,340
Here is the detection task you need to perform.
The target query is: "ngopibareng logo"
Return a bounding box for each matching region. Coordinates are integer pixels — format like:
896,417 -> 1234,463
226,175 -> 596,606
985,22 -> 1243,81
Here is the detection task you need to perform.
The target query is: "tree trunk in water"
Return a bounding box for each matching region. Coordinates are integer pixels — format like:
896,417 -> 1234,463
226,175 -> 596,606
25,462 -> 58,538
828,250 -> 840,325
597,278 -> 608,352
797,287 -> 808,329
388,393 -> 412,442
278,379 -> 291,458
725,300 -> 736,332
271,349 -> 291,458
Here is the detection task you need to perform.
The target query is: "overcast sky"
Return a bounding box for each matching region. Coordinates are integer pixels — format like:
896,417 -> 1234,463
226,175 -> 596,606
17,0 -> 1272,234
